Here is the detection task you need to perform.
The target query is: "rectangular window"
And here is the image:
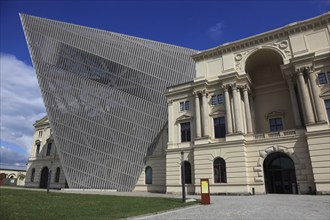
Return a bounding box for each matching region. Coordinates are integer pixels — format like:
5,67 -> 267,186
325,99 -> 330,122
46,143 -> 52,156
214,117 -> 226,138
211,95 -> 224,105
38,131 -> 43,137
211,95 -> 217,105
269,118 -> 283,132
180,101 -> 190,111
185,101 -> 190,110
36,144 -> 40,156
181,122 -> 191,142
179,102 -> 184,111
217,94 -> 224,104
318,73 -> 327,84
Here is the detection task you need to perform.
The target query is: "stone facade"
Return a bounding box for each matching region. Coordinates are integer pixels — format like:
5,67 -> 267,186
0,168 -> 26,186
164,12 -> 330,195
25,116 -> 66,189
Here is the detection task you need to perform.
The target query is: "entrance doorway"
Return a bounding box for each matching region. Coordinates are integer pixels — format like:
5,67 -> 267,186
263,152 -> 297,194
39,167 -> 49,188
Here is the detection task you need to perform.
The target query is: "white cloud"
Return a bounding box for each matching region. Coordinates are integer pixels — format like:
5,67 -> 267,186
0,53 -> 46,154
207,22 -> 225,41
0,146 -> 28,166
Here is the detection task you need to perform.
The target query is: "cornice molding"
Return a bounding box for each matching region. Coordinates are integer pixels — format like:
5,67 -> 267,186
192,12 -> 330,62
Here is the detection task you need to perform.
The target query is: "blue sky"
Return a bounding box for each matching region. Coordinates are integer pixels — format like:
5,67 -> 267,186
0,0 -> 329,168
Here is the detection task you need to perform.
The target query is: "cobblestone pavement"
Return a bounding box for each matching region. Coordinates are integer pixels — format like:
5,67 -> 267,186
130,194 -> 330,220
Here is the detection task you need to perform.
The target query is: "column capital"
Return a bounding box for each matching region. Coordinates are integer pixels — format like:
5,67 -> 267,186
221,84 -> 230,92
242,84 -> 250,92
295,65 -> 313,76
167,99 -> 173,105
193,90 -> 201,97
201,89 -> 208,97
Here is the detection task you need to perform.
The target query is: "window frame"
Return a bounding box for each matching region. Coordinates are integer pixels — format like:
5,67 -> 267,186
183,161 -> 192,184
213,157 -> 227,183
269,117 -> 283,132
31,168 -> 35,182
180,122 -> 191,142
318,71 -> 330,85
214,117 -> 226,138
145,166 -> 152,184
46,143 -> 52,156
211,94 -> 224,106
180,100 -> 190,111
55,167 -> 60,183
36,144 -> 40,156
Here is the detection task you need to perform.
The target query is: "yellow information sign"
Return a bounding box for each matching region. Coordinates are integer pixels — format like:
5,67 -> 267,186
201,180 -> 209,194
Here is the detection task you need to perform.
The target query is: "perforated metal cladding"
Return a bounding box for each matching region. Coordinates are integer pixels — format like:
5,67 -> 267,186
20,14 -> 197,191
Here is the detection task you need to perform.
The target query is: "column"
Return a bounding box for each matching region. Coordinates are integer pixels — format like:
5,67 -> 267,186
232,84 -> 243,133
202,90 -> 210,137
307,68 -> 327,123
243,85 -> 253,133
167,100 -> 174,143
194,91 -> 202,138
287,74 -> 302,128
296,68 -> 315,124
223,85 -> 233,134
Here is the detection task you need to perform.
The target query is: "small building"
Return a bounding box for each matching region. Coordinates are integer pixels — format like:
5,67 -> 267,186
0,166 -> 26,186
25,116 -> 67,189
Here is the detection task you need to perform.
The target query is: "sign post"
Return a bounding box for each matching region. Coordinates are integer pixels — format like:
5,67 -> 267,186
200,178 -> 210,205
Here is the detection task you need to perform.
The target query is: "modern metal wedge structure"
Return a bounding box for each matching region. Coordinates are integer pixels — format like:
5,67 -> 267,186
20,14 -> 197,191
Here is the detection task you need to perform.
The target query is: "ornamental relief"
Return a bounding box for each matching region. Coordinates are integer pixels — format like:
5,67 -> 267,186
234,40 -> 292,72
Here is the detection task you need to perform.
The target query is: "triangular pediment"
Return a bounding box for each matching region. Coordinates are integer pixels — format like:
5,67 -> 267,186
209,109 -> 225,117
33,115 -> 49,127
320,87 -> 330,98
176,114 -> 193,123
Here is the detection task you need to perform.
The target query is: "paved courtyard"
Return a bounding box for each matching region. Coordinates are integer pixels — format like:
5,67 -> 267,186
130,194 -> 330,220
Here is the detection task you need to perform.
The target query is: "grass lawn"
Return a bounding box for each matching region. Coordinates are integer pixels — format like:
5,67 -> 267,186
0,188 -> 197,220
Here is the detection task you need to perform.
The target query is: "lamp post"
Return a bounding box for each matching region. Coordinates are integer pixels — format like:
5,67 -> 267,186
47,161 -> 53,193
181,151 -> 186,203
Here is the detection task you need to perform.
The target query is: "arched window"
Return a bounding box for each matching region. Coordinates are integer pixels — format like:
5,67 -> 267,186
31,168 -> 35,182
55,167 -> 60,183
145,166 -> 152,184
184,161 -> 192,184
214,158 -> 226,183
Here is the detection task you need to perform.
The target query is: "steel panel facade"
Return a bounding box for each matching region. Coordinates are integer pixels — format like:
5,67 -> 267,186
20,14 -> 197,191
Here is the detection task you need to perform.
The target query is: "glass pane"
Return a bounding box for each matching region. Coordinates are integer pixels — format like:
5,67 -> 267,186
318,73 -> 327,84
218,94 -> 224,104
180,102 -> 184,111
211,95 -> 217,105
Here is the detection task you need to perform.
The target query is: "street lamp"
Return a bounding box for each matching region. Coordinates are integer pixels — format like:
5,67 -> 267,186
181,151 -> 186,203
47,161 -> 53,193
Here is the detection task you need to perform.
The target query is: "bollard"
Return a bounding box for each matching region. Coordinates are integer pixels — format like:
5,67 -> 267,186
252,187 -> 255,195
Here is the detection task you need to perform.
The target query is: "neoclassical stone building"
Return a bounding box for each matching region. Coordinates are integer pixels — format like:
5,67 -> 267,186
163,13 -> 330,195
25,116 -> 66,189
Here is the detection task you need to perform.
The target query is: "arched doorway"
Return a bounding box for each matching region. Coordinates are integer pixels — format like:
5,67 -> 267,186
39,167 -> 49,189
263,152 -> 297,194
